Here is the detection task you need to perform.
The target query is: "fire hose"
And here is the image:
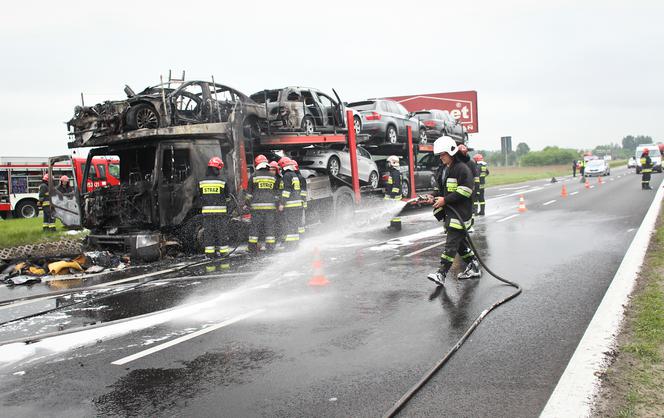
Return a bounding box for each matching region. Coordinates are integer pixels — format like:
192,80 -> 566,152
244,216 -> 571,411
383,198 -> 522,417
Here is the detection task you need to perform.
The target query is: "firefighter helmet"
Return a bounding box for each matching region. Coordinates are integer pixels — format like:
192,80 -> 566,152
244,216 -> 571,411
278,157 -> 292,169
643,148 -> 650,155
387,155 -> 400,168
42,173 -> 49,182
254,154 -> 269,170
60,175 -> 69,183
292,160 -> 300,170
473,154 -> 484,162
433,136 -> 458,156
208,156 -> 224,169
457,144 -> 468,155
269,161 -> 279,170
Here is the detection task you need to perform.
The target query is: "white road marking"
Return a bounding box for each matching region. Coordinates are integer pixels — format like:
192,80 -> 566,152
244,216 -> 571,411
569,191 -> 579,196
627,228 -> 636,233
404,241 -> 445,257
492,193 -> 508,198
590,185 -> 595,189
499,185 -> 529,191
611,178 -> 615,181
111,309 -> 265,366
543,200 -> 556,206
496,214 -> 519,223
541,177 -> 664,417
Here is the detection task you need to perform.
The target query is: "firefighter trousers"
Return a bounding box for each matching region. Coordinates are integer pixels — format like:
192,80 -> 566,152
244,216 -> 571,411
475,188 -> 486,215
440,227 -> 475,272
283,207 -> 301,247
42,205 -> 56,231
201,214 -> 229,257
248,209 -> 276,251
642,172 -> 651,189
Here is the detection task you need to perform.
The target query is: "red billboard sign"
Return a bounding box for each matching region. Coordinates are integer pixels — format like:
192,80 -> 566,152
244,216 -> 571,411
384,90 -> 479,133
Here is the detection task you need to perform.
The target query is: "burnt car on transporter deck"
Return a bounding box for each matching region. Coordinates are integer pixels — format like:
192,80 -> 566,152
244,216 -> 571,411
67,80 -> 266,146
411,109 -> 468,143
348,99 -> 427,145
249,87 -> 361,136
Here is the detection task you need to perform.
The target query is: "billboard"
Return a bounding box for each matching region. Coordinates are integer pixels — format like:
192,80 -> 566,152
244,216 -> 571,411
384,90 -> 479,133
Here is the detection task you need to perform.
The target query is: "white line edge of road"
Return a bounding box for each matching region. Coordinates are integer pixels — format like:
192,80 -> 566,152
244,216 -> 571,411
111,309 -> 265,366
540,178 -> 664,418
542,200 -> 556,206
496,214 -> 519,223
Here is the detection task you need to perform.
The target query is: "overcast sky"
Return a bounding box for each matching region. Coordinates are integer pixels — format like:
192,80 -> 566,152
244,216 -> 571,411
1,0 -> 662,156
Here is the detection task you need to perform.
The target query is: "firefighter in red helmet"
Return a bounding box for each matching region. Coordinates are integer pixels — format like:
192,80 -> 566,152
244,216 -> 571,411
640,148 -> 653,190
57,175 -> 73,195
292,160 -> 307,237
198,157 -> 232,257
38,173 -> 56,232
278,157 -> 303,247
245,154 -> 278,252
473,153 -> 489,215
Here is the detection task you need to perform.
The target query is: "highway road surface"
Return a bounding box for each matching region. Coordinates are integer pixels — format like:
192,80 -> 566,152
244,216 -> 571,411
0,166 -> 661,417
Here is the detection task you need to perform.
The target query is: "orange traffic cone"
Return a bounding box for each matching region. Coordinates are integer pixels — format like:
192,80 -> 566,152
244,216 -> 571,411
517,194 -> 527,212
308,247 -> 329,286
561,184 -> 568,198
585,178 -> 590,189
598,176 -> 603,185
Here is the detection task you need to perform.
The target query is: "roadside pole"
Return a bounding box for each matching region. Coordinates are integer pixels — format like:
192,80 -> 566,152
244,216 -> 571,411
406,126 -> 416,199
346,110 -> 361,203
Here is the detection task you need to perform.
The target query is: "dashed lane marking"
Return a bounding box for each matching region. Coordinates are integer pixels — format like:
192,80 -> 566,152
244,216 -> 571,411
496,214 -> 519,223
404,241 -> 445,257
627,228 -> 636,233
570,191 -> 579,195
543,200 -> 556,206
111,309 -> 265,366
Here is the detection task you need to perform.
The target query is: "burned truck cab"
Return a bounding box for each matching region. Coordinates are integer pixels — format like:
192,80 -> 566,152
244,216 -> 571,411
53,123 -> 241,261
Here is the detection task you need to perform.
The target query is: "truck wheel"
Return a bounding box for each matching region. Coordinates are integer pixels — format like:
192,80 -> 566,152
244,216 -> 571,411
386,126 -> 398,144
15,200 -> 39,218
369,171 -> 379,189
327,156 -> 341,177
353,116 -> 362,136
333,187 -> 355,222
126,103 -> 160,130
401,180 -> 410,198
177,215 -> 205,254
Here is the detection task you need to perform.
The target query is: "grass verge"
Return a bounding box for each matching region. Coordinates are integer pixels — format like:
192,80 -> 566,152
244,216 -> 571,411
0,217 -> 87,248
593,207 -> 664,417
485,164 -> 572,187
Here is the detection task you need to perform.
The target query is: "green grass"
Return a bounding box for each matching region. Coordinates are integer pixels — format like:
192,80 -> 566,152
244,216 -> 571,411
485,164 -> 572,187
613,209 -> 664,416
610,159 -> 628,168
0,217 -> 87,248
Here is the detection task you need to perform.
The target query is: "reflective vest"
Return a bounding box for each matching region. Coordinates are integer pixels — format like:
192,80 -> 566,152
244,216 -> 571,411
246,168 -> 278,210
198,175 -> 229,214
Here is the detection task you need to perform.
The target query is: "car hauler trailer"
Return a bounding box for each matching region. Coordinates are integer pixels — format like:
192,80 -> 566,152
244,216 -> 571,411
52,110 -> 424,261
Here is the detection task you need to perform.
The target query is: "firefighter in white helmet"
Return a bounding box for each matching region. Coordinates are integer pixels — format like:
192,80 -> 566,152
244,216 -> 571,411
384,155 -> 403,231
424,136 -> 482,286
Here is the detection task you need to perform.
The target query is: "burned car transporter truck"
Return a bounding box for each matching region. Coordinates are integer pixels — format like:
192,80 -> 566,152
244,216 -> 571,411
51,99 -> 424,261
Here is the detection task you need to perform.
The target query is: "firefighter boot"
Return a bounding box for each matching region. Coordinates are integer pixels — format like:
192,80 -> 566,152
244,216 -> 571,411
458,259 -> 482,280
479,206 -> 486,216
427,264 -> 450,286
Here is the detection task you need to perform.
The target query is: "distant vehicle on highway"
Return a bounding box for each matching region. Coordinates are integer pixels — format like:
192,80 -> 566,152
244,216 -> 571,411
627,157 -> 636,168
635,144 -> 662,174
348,99 -> 427,145
411,109 -> 468,143
584,158 -> 610,177
288,145 -> 380,188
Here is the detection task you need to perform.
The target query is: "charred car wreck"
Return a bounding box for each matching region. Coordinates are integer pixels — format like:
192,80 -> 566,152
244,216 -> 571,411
67,80 -> 265,145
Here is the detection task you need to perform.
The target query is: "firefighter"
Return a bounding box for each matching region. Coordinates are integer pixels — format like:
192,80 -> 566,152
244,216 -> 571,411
425,136 -> 482,286
457,144 -> 479,215
474,154 -> 490,215
245,155 -> 278,253
640,148 -> 653,190
198,157 -> 231,258
278,157 -> 303,247
384,155 -> 403,231
38,173 -> 56,232
268,161 -> 280,176
57,175 -> 73,195
579,159 -> 585,179
572,159 -> 577,177
293,160 -> 307,237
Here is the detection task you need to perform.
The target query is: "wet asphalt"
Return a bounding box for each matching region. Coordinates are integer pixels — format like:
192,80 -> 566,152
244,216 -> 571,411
0,167 -> 661,417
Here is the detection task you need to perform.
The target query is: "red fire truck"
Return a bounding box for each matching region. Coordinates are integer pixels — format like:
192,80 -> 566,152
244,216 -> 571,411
0,156 -> 119,219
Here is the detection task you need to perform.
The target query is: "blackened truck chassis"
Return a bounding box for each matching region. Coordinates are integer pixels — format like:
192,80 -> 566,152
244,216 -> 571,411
49,114 -> 376,261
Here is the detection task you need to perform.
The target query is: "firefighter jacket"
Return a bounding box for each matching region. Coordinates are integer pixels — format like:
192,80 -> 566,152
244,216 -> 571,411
640,154 -> 653,173
466,158 -> 480,190
384,167 -> 402,200
245,168 -> 278,210
57,183 -> 73,194
198,173 -> 230,215
279,170 -> 303,208
432,157 -> 474,230
296,170 -> 308,208
38,181 -> 49,207
478,161 -> 489,187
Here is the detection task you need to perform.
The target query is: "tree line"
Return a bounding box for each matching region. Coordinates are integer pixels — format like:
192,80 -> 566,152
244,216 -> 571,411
474,135 -> 657,167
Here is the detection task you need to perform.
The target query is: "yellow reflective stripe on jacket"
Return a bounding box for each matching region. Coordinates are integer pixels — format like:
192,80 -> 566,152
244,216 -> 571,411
387,177 -> 393,184
448,217 -> 473,230
201,205 -> 227,214
281,190 -> 291,198
284,200 -> 303,208
251,202 -> 277,210
446,178 -> 458,192
391,187 -> 400,193
199,180 -> 225,194
456,186 -> 473,198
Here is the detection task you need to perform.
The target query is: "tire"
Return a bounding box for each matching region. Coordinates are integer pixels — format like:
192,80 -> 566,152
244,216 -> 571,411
401,180 -> 410,198
368,171 -> 379,189
327,156 -> 341,177
126,103 -> 160,130
419,129 -> 428,144
177,215 -> 205,254
15,200 -> 39,219
429,175 -> 437,189
386,125 -> 398,144
301,116 -> 315,135
353,116 -> 362,136
333,187 -> 355,222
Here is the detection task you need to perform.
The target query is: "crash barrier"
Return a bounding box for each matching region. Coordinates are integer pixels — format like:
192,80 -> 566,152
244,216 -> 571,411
0,239 -> 83,261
